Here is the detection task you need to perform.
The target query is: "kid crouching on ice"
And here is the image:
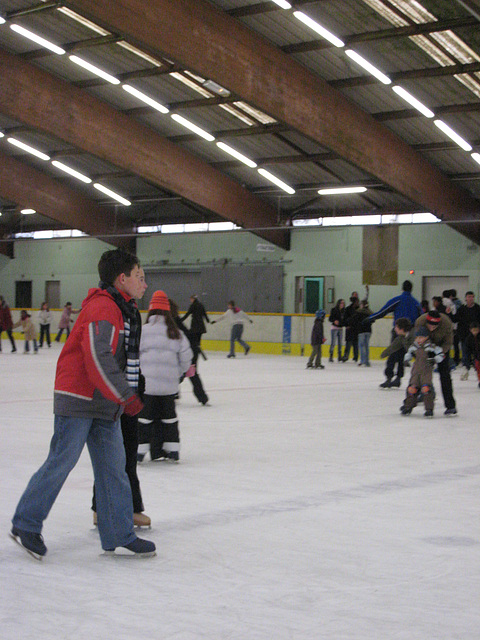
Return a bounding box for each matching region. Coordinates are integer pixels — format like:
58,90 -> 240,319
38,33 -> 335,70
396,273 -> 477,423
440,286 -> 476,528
401,326 -> 444,417
306,309 -> 326,369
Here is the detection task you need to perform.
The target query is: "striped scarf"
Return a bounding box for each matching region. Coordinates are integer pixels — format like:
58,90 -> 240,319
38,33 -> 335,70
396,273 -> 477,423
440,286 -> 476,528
100,282 -> 140,392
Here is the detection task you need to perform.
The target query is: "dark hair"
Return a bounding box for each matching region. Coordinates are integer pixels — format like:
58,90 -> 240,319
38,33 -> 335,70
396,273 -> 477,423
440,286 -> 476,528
65,302 -> 72,306
169,299 -> 179,318
450,289 -> 457,297
147,309 -> 181,340
41,301 -> 49,310
465,291 -> 474,297
335,299 -> 345,308
228,300 -> 235,307
98,249 -> 139,285
442,289 -> 451,298
402,280 -> 413,292
395,317 -> 412,332
470,321 -> 480,329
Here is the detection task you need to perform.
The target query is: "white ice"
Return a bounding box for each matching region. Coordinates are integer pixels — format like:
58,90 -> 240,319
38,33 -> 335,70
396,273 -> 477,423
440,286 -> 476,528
1,343 -> 479,639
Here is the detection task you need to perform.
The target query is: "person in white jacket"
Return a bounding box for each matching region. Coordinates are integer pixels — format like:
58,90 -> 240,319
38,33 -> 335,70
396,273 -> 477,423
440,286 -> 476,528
211,300 -> 253,358
38,302 -> 54,348
138,290 -> 192,462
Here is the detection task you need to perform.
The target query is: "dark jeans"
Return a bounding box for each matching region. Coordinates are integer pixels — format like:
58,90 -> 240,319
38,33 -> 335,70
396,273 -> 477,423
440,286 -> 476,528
343,338 -> 358,361
385,329 -> 405,380
460,337 -> 471,369
437,354 -> 456,410
0,328 -> 16,351
138,394 -> 179,459
55,326 -> 70,341
39,324 -> 51,347
230,324 -> 249,356
93,414 -> 144,514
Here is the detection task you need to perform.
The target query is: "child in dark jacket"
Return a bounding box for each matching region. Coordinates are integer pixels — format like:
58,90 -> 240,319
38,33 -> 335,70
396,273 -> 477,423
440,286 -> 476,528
306,310 -> 326,369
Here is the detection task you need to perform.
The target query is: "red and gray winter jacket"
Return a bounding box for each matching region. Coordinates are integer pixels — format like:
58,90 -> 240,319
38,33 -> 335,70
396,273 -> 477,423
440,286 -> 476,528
54,287 -> 135,421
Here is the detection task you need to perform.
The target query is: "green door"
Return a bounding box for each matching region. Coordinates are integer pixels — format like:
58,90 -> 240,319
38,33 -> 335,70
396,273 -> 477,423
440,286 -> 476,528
304,277 -> 324,314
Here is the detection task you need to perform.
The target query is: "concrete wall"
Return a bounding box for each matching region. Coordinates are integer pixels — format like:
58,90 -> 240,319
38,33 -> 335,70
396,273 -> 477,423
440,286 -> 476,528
1,223 -> 479,316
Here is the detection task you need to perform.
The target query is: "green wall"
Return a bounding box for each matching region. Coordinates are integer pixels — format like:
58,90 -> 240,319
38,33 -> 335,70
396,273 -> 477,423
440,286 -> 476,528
1,224 -> 479,311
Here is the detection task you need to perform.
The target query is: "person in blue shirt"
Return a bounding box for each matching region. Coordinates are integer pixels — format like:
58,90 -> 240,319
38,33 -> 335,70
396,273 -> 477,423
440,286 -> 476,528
368,280 -> 422,388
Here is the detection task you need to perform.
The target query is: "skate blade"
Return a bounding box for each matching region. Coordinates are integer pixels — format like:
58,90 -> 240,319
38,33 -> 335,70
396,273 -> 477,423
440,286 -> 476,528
101,549 -> 156,559
9,532 -> 43,561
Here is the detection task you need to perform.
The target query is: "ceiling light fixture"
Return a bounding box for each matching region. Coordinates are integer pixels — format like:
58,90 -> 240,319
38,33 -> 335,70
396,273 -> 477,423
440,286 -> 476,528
0,16 -> 6,25
69,55 -> 120,84
21,209 -> 36,215
434,120 -> 472,151
122,84 -> 169,113
57,8 -> 110,35
10,24 -> 66,54
471,153 -> 480,166
7,137 -> 50,161
392,85 -> 434,118
51,161 -> 92,183
271,0 -> 293,10
345,49 -> 391,84
293,12 -> 345,48
318,186 -> 367,195
93,183 -> 131,206
258,169 -> 295,194
170,114 -> 215,141
216,142 -> 257,168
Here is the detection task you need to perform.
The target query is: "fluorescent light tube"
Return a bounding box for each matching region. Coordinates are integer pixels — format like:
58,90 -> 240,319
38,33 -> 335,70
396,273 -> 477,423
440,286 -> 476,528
392,86 -> 434,118
258,169 -> 295,194
293,12 -> 344,47
272,0 -> 292,9
216,142 -> 257,167
21,209 -> 36,215
471,153 -> 480,166
7,137 -> 50,161
0,17 -> 6,25
170,114 -> 215,141
93,183 -> 131,206
345,49 -> 391,84
318,186 -> 367,195
69,55 -> 120,84
122,85 -> 169,113
434,120 -> 472,151
51,161 -> 92,183
10,24 -> 65,55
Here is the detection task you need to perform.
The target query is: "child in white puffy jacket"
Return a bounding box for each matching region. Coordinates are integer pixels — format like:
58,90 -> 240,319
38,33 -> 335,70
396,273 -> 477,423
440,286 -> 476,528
138,290 -> 192,462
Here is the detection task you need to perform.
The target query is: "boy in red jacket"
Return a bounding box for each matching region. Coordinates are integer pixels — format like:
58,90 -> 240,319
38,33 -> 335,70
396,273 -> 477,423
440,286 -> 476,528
10,249 -> 155,560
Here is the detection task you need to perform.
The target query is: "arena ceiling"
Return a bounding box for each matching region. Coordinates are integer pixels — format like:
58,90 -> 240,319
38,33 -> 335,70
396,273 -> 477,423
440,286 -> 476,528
0,0 -> 480,254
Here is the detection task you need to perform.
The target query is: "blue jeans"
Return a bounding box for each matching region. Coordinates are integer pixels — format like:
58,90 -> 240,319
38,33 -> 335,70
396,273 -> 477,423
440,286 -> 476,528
12,415 -> 136,550
358,332 -> 371,365
230,324 -> 249,355
329,327 -> 343,360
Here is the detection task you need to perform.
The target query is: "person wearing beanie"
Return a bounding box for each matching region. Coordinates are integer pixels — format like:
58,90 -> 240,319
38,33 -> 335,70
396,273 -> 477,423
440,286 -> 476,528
306,309 -> 326,369
138,290 -> 193,462
211,300 -> 253,358
12,310 -> 38,354
412,309 -> 457,415
11,249 -> 156,559
368,280 -> 423,389
401,324 -> 445,417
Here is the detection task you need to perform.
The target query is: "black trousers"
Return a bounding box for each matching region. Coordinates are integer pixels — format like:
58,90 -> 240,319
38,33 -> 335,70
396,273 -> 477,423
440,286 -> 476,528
0,328 -> 16,351
92,413 -> 144,513
437,354 -> 456,410
138,394 -> 179,459
39,324 -> 51,347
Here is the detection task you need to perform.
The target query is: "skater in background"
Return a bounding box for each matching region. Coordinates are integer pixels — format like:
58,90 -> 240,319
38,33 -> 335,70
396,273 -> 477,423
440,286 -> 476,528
138,291 -> 192,462
54,301 -> 80,342
11,248 -> 155,559
464,321 -> 480,387
401,326 -> 444,417
0,295 -> 17,353
356,299 -> 373,367
170,299 -> 209,405
38,302 -> 53,348
306,309 -> 326,369
92,267 -> 151,529
12,310 -> 38,354
328,298 -> 345,362
211,300 -> 253,358
456,292 -> 480,380
342,296 -> 360,362
369,280 -> 422,388
181,294 -> 210,364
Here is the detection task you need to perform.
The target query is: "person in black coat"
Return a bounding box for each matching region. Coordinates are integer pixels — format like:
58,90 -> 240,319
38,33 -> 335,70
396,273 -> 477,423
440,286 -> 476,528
181,295 -> 210,365
306,310 -> 325,369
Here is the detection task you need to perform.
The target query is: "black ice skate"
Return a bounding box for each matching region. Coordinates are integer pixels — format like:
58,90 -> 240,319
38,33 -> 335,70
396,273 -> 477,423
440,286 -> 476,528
379,379 -> 392,389
10,526 -> 47,560
103,537 -> 156,558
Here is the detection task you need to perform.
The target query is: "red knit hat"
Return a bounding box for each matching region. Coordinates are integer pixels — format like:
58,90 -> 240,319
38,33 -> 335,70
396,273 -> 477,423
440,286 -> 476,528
426,311 -> 441,324
149,290 -> 170,311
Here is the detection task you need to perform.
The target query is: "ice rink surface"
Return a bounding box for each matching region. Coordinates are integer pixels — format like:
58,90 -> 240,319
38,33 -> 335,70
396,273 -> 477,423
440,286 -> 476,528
1,342 -> 479,639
